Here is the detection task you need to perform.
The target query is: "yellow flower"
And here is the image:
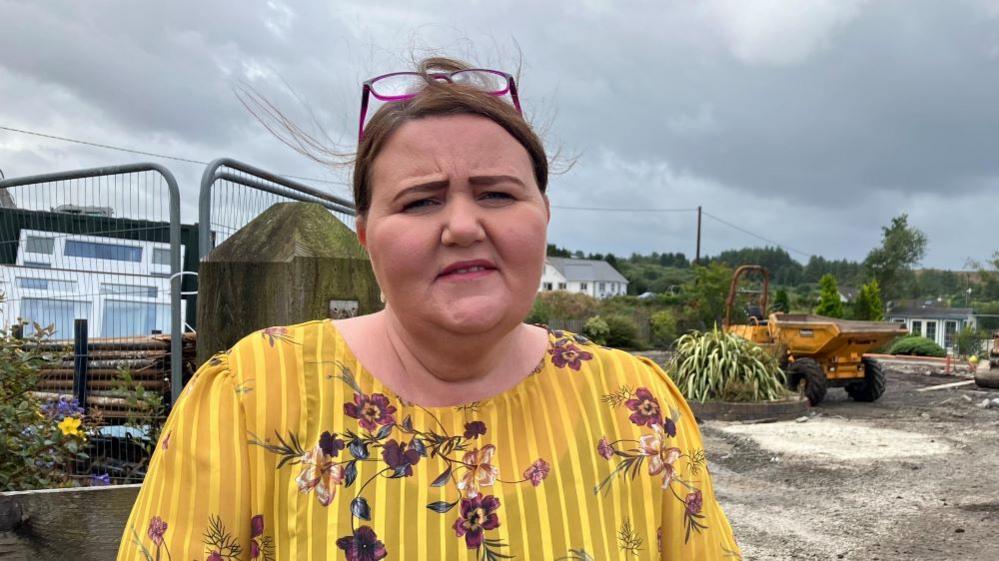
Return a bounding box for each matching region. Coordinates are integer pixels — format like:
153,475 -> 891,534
58,416 -> 83,437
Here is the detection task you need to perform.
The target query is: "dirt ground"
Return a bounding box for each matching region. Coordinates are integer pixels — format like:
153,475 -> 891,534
703,365 -> 999,561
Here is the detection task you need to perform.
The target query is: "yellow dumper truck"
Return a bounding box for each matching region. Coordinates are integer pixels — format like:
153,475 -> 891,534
724,265 -> 908,405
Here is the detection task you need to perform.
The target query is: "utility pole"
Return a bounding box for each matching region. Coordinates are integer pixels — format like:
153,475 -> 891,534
695,205 -> 702,266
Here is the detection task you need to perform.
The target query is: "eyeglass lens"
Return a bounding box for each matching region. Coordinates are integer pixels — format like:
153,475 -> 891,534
370,70 -> 507,98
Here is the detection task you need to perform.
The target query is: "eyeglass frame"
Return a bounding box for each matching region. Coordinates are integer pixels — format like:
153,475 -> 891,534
358,68 -> 522,142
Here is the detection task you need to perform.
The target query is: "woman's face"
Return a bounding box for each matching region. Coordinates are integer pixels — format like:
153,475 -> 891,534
359,114 -> 549,336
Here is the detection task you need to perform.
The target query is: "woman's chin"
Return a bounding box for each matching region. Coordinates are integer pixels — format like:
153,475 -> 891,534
434,296 -> 525,335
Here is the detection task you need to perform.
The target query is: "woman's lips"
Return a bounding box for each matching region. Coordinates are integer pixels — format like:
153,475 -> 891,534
438,260 -> 497,281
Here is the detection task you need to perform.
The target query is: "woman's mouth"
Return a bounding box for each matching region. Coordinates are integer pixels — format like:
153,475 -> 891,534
438,260 -> 497,281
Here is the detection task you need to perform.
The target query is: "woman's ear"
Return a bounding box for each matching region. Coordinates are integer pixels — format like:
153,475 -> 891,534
543,194 -> 551,224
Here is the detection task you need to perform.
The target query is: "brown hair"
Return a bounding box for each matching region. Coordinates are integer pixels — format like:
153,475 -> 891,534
353,57 -> 548,215
235,56 -> 549,215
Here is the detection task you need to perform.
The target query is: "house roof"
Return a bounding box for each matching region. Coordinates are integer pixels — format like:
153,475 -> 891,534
889,305 -> 975,320
546,257 -> 628,284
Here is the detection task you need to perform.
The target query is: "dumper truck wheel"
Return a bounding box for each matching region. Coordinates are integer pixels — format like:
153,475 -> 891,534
786,358 -> 827,406
846,358 -> 886,402
976,369 -> 999,389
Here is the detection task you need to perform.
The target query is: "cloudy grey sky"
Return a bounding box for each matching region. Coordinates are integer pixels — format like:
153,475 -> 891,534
1,0 -> 997,269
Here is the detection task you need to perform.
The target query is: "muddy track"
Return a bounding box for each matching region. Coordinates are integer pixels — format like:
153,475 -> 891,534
702,368 -> 999,560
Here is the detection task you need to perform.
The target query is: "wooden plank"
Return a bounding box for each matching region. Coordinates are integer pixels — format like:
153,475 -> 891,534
864,353 -> 950,364
915,380 -> 976,392
0,485 -> 140,561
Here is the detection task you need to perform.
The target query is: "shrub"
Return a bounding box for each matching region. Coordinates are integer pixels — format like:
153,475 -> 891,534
110,369 -> 167,460
649,310 -> 678,348
525,297 -> 550,325
815,274 -> 844,318
603,314 -> 639,349
583,316 -> 610,346
772,289 -> 790,313
0,319 -> 92,491
670,327 -> 787,403
888,335 -> 946,357
850,280 -> 884,321
683,263 -> 733,329
535,290 -> 599,320
955,326 -> 984,358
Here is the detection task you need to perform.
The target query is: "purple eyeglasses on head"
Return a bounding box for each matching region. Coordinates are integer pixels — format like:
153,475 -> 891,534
358,68 -> 522,142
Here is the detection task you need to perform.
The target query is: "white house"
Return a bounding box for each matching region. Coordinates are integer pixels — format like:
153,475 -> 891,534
539,257 -> 629,299
0,228 -> 184,340
887,304 -> 976,350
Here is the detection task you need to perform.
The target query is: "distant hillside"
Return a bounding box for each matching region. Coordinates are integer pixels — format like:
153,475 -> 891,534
546,244 -> 999,303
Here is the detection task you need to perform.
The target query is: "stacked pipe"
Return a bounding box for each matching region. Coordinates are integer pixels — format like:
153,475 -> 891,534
29,333 -> 196,420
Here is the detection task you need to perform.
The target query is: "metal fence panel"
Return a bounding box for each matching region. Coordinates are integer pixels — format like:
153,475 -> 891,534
0,163 -> 183,486
198,157 -> 355,259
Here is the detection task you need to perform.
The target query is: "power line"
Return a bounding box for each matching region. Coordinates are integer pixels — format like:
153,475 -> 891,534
0,125 -> 349,187
702,210 -> 810,258
1,125 -> 814,258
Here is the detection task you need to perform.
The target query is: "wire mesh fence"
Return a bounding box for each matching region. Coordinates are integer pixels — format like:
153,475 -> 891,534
1,158 -> 357,490
0,164 -> 184,488
198,158 -> 355,259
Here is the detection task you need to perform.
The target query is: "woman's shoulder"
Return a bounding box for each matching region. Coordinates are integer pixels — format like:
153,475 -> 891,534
547,329 -> 678,392
221,319 -> 331,356
201,319 -> 334,387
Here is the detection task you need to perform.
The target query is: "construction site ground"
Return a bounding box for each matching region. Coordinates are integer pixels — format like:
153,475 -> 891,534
704,363 -> 999,561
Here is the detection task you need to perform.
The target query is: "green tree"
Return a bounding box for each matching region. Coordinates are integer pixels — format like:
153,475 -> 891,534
546,243 -> 572,258
583,315 -> 610,345
864,214 -> 927,302
815,274 -> 845,318
650,309 -> 678,348
772,289 -> 791,313
683,262 -> 734,329
851,280 -> 884,321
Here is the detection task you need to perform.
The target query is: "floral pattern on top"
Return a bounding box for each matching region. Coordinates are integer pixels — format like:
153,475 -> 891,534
123,324 -> 741,560
249,361 -> 552,560
595,385 -> 710,544
130,513 -> 275,561
548,330 -> 595,371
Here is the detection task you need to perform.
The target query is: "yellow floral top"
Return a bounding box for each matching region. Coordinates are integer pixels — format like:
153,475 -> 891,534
117,320 -> 741,561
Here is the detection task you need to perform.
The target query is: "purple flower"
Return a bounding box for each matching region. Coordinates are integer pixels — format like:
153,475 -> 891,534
344,393 -> 397,432
381,439 -> 421,476
319,431 -> 345,457
336,526 -> 388,561
147,516 -> 168,546
685,490 -> 703,515
463,421 -> 487,440
662,417 -> 677,438
523,459 -> 550,487
251,514 -> 264,538
597,436 -> 615,460
40,395 -> 84,421
249,514 -> 265,559
90,473 -> 111,486
549,341 -> 593,371
625,388 -> 663,428
452,495 -> 501,549
206,552 -> 223,561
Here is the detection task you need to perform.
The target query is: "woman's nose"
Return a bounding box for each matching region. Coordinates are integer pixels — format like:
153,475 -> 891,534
440,197 -> 486,247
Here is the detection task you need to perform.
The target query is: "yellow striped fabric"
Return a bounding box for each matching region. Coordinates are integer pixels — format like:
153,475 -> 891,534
117,319 -> 741,560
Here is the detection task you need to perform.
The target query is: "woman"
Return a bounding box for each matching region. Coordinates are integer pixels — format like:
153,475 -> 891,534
117,58 -> 741,560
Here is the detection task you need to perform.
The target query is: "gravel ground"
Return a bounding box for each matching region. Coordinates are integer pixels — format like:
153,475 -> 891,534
703,365 -> 999,561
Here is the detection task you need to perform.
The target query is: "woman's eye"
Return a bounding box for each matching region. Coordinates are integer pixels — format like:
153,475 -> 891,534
481,191 -> 514,202
402,198 -> 438,212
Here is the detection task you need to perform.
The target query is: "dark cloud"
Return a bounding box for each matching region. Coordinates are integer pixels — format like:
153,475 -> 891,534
1,0 -> 996,269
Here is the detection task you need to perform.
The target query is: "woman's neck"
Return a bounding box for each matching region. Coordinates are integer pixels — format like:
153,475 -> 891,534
337,310 -> 547,407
